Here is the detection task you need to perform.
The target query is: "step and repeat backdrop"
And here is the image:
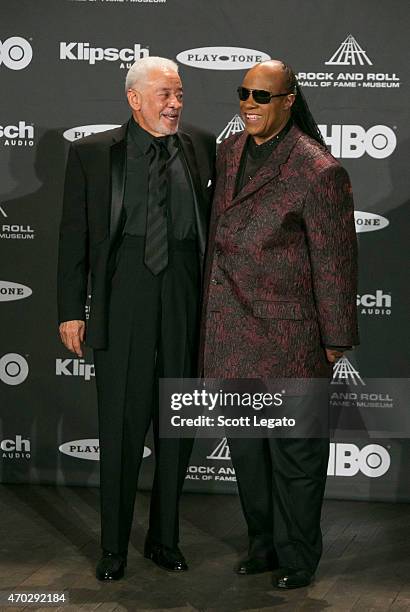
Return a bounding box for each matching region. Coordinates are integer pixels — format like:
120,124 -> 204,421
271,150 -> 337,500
1,0 -> 409,501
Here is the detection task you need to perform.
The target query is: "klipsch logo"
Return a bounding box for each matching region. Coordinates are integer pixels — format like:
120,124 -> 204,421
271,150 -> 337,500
176,47 -> 270,70
0,37 -> 33,70
63,124 -> 120,142
0,121 -> 34,147
217,115 -> 245,144
59,42 -> 149,67
297,34 -> 401,89
0,353 -> 29,386
332,357 -> 365,386
327,443 -> 390,478
354,211 -> 389,233
1,435 -> 31,460
318,124 -> 396,159
0,281 -> 32,302
357,290 -> 392,316
59,439 -> 152,461
56,358 -> 95,381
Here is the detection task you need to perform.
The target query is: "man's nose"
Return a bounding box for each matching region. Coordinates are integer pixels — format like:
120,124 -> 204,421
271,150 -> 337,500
242,97 -> 258,109
168,94 -> 183,108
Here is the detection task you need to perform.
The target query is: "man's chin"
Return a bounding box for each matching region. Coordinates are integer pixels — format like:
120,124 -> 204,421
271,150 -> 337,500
159,118 -> 180,135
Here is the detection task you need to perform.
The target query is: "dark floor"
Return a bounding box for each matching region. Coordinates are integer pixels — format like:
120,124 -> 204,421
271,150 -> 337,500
0,484 -> 410,611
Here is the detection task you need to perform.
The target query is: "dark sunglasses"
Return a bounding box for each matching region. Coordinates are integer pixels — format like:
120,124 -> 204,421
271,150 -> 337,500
237,86 -> 291,104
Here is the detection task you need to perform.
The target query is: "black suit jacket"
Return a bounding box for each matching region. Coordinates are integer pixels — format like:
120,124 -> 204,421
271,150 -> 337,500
57,121 -> 216,348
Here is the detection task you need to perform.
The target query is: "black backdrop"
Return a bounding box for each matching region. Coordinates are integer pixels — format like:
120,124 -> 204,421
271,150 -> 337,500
1,0 -> 409,501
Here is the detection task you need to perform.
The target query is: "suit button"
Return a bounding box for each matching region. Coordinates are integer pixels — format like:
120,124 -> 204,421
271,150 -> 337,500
211,278 -> 219,285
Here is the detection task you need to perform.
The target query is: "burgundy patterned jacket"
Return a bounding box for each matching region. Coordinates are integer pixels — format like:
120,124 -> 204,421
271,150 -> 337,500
200,125 -> 359,379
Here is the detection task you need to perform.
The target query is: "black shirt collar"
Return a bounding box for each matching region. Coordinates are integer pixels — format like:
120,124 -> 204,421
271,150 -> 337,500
247,119 -> 293,159
128,117 -> 176,155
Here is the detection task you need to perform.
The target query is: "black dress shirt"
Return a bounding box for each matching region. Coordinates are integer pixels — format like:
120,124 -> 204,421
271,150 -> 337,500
123,118 -> 196,240
235,120 -> 293,196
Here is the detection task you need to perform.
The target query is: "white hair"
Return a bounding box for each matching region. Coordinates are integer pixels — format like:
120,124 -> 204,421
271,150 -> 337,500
125,56 -> 179,93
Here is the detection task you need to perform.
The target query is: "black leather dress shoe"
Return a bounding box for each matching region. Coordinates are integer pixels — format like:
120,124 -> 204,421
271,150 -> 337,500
144,539 -> 188,572
234,555 -> 278,575
96,551 -> 127,581
273,568 -> 313,589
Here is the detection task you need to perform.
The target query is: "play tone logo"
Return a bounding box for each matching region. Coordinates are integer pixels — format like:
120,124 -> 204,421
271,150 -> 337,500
59,439 -> 152,461
63,124 -> 120,142
0,37 -> 32,70
297,34 -> 401,89
177,47 -> 270,70
0,281 -> 32,302
354,211 -> 389,233
60,42 -> 149,68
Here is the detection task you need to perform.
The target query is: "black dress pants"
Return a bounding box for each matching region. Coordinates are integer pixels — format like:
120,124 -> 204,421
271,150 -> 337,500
228,437 -> 329,573
94,235 -> 199,554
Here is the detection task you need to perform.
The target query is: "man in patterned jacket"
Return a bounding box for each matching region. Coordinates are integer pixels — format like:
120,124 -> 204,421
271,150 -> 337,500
201,60 -> 359,589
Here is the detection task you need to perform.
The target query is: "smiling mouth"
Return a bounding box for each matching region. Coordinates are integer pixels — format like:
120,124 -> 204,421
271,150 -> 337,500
162,113 -> 180,121
244,113 -> 261,122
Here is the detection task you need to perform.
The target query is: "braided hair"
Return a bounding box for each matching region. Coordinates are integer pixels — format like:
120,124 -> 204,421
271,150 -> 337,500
280,61 -> 326,147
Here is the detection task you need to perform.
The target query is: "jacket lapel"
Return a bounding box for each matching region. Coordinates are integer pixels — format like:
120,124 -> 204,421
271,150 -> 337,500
225,125 -> 303,211
177,130 -> 207,259
109,123 -> 128,242
223,131 -> 247,211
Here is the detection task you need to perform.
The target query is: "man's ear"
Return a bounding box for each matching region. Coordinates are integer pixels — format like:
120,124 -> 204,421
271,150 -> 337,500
284,93 -> 296,111
127,88 -> 142,112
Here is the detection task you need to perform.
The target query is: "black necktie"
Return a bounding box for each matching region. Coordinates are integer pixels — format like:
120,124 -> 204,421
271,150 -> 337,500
144,139 -> 170,275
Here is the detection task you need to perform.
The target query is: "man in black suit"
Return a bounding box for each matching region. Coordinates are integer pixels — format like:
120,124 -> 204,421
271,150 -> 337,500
57,56 -> 215,580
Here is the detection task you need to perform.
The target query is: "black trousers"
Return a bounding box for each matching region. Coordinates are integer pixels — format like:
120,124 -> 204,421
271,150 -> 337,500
94,235 -> 199,554
228,437 -> 329,573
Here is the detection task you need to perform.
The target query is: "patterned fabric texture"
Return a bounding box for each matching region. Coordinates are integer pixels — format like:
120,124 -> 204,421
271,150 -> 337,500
200,125 -> 359,379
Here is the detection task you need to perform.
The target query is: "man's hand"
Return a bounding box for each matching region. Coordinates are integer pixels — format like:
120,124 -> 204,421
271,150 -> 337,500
59,320 -> 85,357
325,348 -> 344,363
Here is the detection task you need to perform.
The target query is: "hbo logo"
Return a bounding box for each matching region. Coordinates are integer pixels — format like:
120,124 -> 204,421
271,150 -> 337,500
0,37 -> 33,70
0,353 -> 29,385
328,443 -> 390,478
319,124 -> 396,159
